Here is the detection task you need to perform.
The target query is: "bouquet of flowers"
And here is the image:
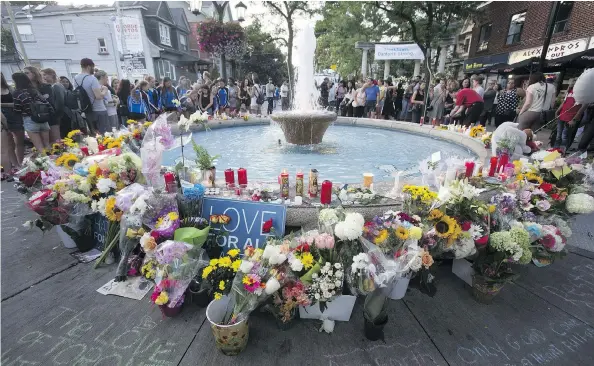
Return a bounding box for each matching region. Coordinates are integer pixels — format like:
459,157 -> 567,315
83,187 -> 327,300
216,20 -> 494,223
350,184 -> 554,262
26,189 -> 69,225
402,184 -> 438,213
201,249 -> 242,300
142,191 -> 179,240
347,252 -> 377,296
336,185 -> 379,205
469,125 -> 485,138
481,132 -> 492,149
306,261 -> 344,313
271,280 -> 311,324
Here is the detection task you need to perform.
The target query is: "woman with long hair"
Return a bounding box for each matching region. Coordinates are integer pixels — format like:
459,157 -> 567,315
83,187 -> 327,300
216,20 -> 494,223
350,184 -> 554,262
336,80 -> 347,113
342,80 -> 356,117
250,75 -> 262,115
41,68 -> 67,141
495,79 -> 521,127
400,84 -> 414,120
1,73 -> 23,174
410,82 -> 426,124
128,81 -> 148,122
117,79 -> 132,125
25,66 -> 57,136
95,70 -> 119,130
159,77 -> 179,112
239,78 -> 251,110
111,78 -> 120,94
517,72 -> 552,130
59,76 -> 73,91
12,72 -> 51,152
197,84 -> 214,115
227,78 -> 239,115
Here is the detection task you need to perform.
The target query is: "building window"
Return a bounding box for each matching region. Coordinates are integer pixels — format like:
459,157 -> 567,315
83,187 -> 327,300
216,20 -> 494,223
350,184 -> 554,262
61,20 -> 76,43
98,38 -> 108,54
179,35 -> 188,51
506,11 -> 526,45
164,60 -> 172,77
159,23 -> 171,46
553,2 -> 573,33
463,37 -> 471,54
477,23 -> 492,52
16,24 -> 34,42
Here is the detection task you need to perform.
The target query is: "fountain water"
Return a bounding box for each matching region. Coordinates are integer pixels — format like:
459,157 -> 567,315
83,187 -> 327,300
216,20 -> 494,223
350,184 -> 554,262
270,24 -> 336,145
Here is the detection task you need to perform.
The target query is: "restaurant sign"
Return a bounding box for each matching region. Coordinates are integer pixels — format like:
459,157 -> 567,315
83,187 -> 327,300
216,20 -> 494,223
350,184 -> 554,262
508,38 -> 589,65
463,53 -> 509,72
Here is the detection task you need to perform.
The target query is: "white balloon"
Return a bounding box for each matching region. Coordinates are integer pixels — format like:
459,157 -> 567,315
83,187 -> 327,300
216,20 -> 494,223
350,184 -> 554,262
572,68 -> 594,105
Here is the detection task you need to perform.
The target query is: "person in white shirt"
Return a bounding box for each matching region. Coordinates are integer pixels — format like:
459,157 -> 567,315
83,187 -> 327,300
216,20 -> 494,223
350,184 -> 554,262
96,70 -> 119,130
517,72 -> 554,129
280,81 -> 290,110
265,78 -> 275,115
472,75 -> 485,98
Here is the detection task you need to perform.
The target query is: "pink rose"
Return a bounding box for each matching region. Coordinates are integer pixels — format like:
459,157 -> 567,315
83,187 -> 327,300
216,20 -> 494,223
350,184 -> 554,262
315,233 -> 335,249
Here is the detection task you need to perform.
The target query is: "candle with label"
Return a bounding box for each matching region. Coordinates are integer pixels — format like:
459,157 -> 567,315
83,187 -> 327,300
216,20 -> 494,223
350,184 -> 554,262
320,180 -> 332,204
295,170 -> 304,197
280,169 -> 289,199
488,156 -> 498,177
237,167 -> 248,185
308,169 -> 319,198
164,172 -> 176,193
80,146 -> 89,156
497,153 -> 509,173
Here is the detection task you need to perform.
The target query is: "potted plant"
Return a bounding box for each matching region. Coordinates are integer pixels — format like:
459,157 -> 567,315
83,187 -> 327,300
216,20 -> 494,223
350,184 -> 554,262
192,141 -> 219,188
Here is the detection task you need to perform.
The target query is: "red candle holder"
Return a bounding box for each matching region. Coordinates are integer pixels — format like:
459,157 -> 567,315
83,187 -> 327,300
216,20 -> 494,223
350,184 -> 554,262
488,156 -> 498,177
224,168 -> 235,185
465,161 -> 475,178
237,168 -> 247,185
497,153 -> 509,173
320,180 -> 332,204
80,146 -> 89,156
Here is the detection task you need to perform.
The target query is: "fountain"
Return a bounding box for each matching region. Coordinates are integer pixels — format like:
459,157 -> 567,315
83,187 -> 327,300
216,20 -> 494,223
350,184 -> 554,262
269,24 -> 336,145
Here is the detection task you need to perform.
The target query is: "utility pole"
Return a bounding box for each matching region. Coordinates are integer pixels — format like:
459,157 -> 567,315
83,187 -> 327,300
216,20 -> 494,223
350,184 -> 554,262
6,1 -> 30,66
213,1 -> 228,80
539,1 -> 561,72
116,0 -> 128,78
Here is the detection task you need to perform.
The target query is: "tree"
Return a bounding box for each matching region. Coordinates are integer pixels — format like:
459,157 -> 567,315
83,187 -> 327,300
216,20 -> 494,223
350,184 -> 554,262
237,19 -> 288,84
315,2 -> 390,79
263,1 -> 316,102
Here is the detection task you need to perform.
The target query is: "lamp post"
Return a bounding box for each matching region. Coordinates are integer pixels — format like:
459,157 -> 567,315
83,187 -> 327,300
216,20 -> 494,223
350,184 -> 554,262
190,0 -> 247,80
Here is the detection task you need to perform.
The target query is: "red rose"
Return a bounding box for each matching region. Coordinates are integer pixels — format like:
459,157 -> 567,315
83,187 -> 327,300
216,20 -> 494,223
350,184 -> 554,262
262,218 -> 273,233
541,234 -> 556,249
19,171 -> 41,187
550,193 -> 560,200
297,243 -> 310,253
475,235 -> 489,246
150,230 -> 160,240
461,221 -> 472,231
98,144 -> 106,152
540,183 -> 553,193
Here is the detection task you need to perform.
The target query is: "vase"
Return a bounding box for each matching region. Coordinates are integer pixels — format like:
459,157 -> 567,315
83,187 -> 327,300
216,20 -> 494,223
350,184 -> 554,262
206,295 -> 249,356
159,298 -> 184,317
470,275 -> 504,304
201,167 -> 216,188
187,286 -> 212,308
384,275 -> 410,300
364,315 -> 388,341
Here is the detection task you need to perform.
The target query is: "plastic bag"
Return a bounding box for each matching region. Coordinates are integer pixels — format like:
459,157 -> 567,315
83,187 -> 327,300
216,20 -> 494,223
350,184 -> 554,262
115,183 -> 148,213
142,190 -> 179,239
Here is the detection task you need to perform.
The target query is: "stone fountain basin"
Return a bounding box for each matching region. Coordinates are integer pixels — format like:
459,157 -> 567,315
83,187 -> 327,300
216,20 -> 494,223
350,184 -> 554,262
270,111 -> 337,145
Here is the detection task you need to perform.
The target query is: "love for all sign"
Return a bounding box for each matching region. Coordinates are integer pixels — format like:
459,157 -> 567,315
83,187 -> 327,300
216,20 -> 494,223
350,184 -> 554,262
202,198 -> 286,253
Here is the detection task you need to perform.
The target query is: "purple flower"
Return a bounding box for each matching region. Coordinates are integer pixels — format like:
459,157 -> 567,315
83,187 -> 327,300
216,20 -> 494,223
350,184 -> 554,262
519,190 -> 532,203
536,200 -> 551,212
523,211 -> 537,222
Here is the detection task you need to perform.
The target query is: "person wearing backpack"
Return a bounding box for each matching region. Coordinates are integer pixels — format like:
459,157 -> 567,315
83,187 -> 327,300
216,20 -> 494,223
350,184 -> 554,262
128,82 -> 148,122
250,75 -> 263,116
40,68 -> 66,141
73,58 -> 108,134
145,76 -> 161,121
12,72 -> 52,152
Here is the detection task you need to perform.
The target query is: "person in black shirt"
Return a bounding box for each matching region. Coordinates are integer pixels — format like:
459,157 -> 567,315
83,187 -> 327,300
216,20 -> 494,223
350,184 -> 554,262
1,72 -> 23,173
319,77 -> 329,109
12,72 -> 51,153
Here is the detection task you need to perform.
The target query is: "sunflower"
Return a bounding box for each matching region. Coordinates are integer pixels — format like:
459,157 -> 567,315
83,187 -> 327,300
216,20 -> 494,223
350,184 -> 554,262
375,229 -> 389,244
63,155 -> 79,169
525,173 -> 543,184
66,129 -> 82,139
107,140 -> 121,149
105,197 -> 122,222
395,226 -> 409,240
428,209 -> 444,221
435,215 -> 457,238
300,252 -> 314,269
63,138 -> 78,148
127,119 -> 137,125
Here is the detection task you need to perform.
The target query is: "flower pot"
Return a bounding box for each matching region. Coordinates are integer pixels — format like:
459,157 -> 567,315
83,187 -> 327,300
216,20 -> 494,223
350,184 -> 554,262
159,299 -> 184,317
452,258 -> 473,286
275,309 -> 297,331
364,315 -> 388,341
383,275 -> 410,300
206,295 -> 249,356
299,295 -> 357,321
188,286 -> 212,308
470,276 -> 504,304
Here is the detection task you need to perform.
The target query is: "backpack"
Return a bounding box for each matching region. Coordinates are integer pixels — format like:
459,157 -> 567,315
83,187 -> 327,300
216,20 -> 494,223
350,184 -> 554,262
30,93 -> 54,123
67,75 -> 93,112
256,85 -> 265,105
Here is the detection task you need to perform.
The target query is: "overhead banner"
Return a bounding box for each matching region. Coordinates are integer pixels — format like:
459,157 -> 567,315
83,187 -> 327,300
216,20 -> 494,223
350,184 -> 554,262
374,44 -> 424,60
508,38 -> 589,65
114,16 -> 145,57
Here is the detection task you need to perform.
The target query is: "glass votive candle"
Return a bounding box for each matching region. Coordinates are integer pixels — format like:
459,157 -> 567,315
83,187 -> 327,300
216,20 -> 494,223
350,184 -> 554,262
363,173 -> 374,188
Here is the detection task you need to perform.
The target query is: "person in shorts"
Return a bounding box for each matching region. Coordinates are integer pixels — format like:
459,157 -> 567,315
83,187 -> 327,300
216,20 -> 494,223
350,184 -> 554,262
363,78 -> 380,118
12,72 -> 51,152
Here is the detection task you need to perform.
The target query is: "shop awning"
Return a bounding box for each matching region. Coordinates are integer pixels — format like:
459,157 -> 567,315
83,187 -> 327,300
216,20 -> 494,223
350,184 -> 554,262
545,48 -> 594,69
463,53 -> 510,73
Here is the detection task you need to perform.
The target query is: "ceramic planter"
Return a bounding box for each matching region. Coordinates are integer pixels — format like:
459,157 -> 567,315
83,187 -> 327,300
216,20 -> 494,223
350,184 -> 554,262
364,315 -> 388,341
206,296 -> 249,356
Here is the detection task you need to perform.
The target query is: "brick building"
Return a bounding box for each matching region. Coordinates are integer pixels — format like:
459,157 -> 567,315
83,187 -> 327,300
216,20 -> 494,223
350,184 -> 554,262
463,1 -> 594,75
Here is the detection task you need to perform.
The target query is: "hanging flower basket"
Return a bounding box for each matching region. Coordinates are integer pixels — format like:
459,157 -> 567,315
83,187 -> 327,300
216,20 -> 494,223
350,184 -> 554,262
196,20 -> 247,59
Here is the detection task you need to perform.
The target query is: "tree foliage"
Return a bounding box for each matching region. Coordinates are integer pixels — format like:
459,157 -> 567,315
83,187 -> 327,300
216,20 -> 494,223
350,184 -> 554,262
315,2 -> 390,79
237,19 -> 288,85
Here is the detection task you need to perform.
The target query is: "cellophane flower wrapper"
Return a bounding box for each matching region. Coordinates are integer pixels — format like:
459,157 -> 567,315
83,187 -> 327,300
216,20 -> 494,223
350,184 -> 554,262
118,213 -> 144,254
347,253 -> 378,296
115,183 -> 148,213
27,190 -> 69,225
142,191 -> 178,229
225,246 -> 294,324
154,244 -> 208,308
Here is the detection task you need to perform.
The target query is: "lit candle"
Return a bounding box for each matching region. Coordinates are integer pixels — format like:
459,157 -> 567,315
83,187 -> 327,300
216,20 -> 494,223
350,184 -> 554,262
488,156 -> 498,177
224,168 -> 235,185
98,144 -> 105,152
497,153 -> 509,172
465,161 -> 475,178
237,167 -> 247,185
280,169 -> 289,199
320,180 -> 332,204
164,172 -> 176,193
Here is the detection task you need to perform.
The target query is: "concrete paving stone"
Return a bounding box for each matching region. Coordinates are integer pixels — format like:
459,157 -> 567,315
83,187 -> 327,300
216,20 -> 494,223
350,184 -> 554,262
180,299 -> 448,366
1,183 -> 78,300
404,264 -> 594,366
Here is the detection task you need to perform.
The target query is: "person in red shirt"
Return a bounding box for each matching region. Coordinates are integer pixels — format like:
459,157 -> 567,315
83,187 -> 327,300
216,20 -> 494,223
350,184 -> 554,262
554,78 -> 587,152
448,86 -> 484,126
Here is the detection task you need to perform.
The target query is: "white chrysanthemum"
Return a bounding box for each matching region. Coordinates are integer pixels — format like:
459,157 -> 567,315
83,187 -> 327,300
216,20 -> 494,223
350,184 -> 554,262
290,258 -> 303,272
265,278 -> 281,295
129,195 -> 148,216
91,198 -> 107,213
239,260 -> 254,273
318,208 -> 339,226
454,237 -> 477,259
97,178 -> 116,193
566,193 -> 594,214
62,191 -> 91,204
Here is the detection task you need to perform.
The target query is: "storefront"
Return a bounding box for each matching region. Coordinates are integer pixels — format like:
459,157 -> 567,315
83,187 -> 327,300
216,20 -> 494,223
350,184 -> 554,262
508,37 -> 591,65
463,53 -> 510,74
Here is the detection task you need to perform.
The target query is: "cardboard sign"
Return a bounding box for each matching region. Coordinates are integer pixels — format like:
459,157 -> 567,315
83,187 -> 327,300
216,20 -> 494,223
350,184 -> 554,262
202,197 -> 286,253
552,166 -> 572,180
92,214 -> 109,250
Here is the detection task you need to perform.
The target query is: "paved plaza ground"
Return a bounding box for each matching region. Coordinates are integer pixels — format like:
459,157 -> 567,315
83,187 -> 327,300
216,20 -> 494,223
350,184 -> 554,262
2,123 -> 594,366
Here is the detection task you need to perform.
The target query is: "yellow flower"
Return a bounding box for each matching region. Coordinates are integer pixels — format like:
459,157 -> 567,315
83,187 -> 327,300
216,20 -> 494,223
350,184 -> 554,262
435,215 -> 457,239
105,196 -> 122,222
63,138 -> 78,148
428,209 -> 444,220
218,256 -> 232,268
375,229 -> 389,244
395,226 -> 409,240
66,129 -> 82,139
127,119 -> 136,125
109,173 -> 118,181
167,212 -> 179,221
232,259 -> 241,272
116,181 -> 125,190
209,258 -> 219,267
143,122 -> 153,128
489,204 -> 496,213
214,292 -> 222,300
300,252 -> 314,269
242,275 -> 251,285
202,265 -> 214,279
155,291 -> 169,305
228,249 -> 240,258
525,173 -> 543,184
107,140 -> 121,149
219,280 -> 226,291
89,164 -> 99,177
409,226 -> 423,240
